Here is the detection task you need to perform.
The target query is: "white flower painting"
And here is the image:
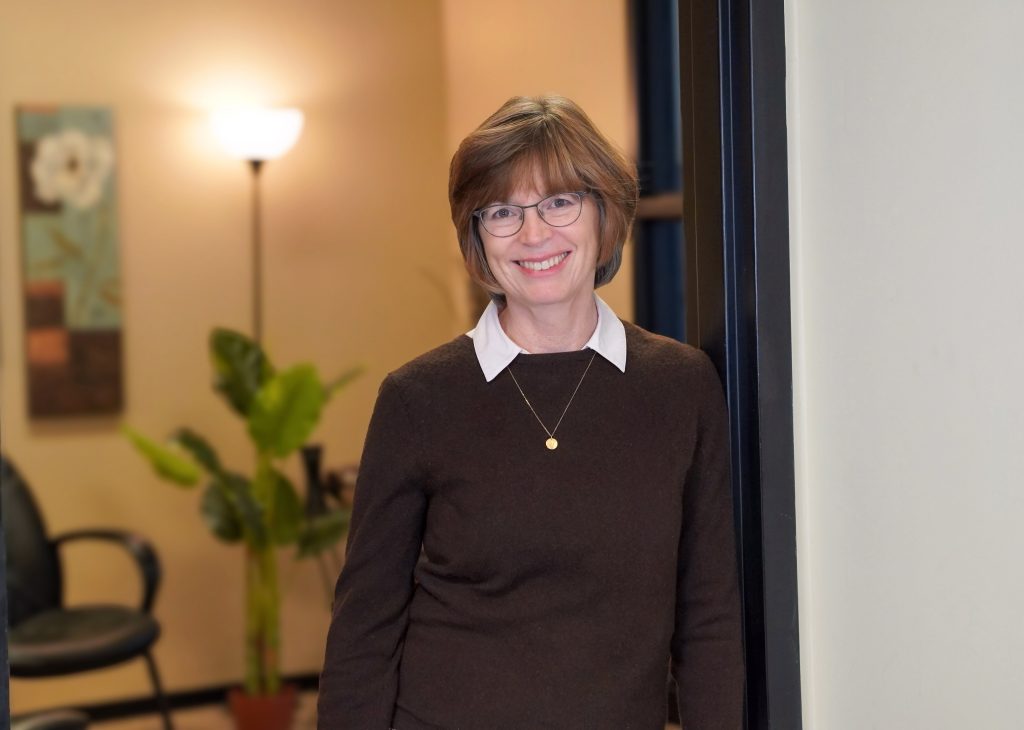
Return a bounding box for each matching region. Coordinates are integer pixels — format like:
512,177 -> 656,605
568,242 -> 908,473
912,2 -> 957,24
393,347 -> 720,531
17,106 -> 122,417
30,128 -> 115,210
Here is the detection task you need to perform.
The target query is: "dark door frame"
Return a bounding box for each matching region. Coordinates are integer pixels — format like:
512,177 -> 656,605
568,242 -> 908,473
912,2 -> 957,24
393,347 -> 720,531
679,0 -> 802,728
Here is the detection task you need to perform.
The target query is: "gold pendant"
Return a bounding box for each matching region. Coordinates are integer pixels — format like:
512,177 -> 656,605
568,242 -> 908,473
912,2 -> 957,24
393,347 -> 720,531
546,437 -> 559,450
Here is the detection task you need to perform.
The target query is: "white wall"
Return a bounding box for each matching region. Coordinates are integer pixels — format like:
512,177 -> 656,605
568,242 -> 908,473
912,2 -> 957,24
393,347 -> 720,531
786,1 -> 1024,728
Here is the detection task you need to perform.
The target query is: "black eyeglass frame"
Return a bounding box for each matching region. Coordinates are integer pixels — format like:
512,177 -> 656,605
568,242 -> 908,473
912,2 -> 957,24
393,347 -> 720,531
472,191 -> 589,237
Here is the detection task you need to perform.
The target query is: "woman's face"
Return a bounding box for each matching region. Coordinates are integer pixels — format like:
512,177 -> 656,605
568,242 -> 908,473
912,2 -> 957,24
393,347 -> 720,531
479,177 -> 600,313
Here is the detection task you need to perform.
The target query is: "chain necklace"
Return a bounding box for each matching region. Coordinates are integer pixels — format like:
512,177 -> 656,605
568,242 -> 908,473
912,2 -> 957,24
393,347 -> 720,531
506,351 -> 597,450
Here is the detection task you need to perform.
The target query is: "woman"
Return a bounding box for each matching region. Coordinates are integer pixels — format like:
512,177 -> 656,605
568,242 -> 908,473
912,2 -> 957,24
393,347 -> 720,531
318,95 -> 743,729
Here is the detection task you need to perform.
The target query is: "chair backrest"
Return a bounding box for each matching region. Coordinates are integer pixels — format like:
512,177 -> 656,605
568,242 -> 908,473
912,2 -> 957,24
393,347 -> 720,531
0,456 -> 62,625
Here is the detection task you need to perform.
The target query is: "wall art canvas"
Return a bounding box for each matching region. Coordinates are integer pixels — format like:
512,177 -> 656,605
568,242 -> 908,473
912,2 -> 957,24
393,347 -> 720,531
16,106 -> 122,417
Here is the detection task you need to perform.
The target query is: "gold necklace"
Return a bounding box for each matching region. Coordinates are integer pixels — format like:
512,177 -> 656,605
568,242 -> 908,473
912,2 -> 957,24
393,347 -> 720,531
506,351 -> 597,450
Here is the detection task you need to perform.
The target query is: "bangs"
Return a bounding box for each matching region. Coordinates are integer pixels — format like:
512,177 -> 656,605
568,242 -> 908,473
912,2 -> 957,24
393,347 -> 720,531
473,135 -> 589,209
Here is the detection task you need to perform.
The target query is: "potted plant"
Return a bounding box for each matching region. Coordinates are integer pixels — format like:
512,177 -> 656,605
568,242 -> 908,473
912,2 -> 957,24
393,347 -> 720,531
124,328 -> 360,729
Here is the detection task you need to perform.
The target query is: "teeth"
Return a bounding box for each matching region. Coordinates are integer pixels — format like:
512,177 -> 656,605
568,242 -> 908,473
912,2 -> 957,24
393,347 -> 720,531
518,252 -> 568,271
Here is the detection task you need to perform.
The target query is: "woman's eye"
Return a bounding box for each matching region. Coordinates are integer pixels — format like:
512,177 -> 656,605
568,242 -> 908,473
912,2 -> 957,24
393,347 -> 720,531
488,206 -> 516,220
547,194 -> 575,209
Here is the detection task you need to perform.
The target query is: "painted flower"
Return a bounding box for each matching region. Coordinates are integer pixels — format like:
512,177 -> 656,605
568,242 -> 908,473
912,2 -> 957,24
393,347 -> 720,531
30,128 -> 115,210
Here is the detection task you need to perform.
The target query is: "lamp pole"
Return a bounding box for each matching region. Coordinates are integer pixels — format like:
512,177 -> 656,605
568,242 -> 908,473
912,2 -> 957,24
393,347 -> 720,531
249,159 -> 265,344
210,106 -> 303,346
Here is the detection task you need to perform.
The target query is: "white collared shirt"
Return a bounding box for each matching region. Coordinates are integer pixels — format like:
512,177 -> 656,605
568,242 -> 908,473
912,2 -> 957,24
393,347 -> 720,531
466,295 -> 628,382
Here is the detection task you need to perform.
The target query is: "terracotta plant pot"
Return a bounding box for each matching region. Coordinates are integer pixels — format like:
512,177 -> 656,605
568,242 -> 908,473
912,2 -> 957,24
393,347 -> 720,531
228,684 -> 298,730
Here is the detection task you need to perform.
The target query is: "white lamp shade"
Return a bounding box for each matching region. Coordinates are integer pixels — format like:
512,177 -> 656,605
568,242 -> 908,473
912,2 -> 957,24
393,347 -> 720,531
210,107 -> 304,161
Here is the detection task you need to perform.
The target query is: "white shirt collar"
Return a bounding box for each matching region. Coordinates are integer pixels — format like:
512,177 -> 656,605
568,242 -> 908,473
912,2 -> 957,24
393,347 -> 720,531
467,295 -> 627,382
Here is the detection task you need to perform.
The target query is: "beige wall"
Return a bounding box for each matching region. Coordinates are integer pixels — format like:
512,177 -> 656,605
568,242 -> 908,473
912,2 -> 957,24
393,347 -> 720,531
1,0 -> 453,711
787,1 -> 1024,727
441,0 -> 635,320
2,0 -> 634,713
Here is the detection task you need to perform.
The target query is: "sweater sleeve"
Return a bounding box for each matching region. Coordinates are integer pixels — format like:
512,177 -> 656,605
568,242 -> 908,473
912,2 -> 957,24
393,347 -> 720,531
318,374 -> 428,729
670,355 -> 745,729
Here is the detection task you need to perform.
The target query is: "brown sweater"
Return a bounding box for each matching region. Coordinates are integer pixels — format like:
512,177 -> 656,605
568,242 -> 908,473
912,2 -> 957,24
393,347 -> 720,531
318,323 -> 743,729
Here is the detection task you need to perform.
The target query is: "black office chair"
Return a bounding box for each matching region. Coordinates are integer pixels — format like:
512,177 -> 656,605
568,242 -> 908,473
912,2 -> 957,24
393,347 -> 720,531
1,455 -> 173,729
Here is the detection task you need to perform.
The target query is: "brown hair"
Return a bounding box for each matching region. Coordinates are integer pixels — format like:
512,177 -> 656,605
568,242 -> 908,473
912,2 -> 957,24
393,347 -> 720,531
449,95 -> 639,300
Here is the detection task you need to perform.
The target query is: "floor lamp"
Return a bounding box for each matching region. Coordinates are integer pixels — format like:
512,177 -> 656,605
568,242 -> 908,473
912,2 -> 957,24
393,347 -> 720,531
209,107 -> 340,597
210,107 -> 304,344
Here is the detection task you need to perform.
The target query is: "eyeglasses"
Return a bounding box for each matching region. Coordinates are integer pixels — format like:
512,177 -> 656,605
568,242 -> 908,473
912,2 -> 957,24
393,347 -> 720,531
473,191 -> 587,237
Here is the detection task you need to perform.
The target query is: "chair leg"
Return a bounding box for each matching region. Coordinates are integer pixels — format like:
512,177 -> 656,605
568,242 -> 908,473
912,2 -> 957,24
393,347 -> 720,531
142,651 -> 174,730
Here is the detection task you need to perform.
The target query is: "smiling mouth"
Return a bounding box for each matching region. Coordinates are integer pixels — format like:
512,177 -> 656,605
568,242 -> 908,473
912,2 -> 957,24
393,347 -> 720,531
515,252 -> 570,272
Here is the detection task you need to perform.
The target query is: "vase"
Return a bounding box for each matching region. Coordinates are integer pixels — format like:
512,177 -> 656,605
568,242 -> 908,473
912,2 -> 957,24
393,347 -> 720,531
227,684 -> 298,730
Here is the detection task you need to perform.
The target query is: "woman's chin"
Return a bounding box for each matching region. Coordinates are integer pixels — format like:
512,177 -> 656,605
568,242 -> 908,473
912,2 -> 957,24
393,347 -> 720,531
505,284 -> 593,310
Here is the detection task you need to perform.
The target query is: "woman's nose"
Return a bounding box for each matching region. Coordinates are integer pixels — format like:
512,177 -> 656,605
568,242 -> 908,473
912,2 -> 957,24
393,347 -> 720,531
518,207 -> 549,243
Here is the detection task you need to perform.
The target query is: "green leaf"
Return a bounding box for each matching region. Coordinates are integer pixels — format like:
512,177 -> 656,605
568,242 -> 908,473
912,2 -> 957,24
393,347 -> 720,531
222,472 -> 268,548
122,426 -> 201,486
248,364 -> 326,457
254,468 -> 303,544
324,365 -> 365,399
200,483 -> 244,542
210,328 -> 274,417
204,471 -> 268,548
269,470 -> 304,545
174,428 -> 223,475
296,509 -> 351,558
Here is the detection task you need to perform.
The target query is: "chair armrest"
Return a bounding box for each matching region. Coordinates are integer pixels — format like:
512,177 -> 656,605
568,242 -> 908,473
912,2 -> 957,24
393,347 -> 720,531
52,529 -> 161,613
